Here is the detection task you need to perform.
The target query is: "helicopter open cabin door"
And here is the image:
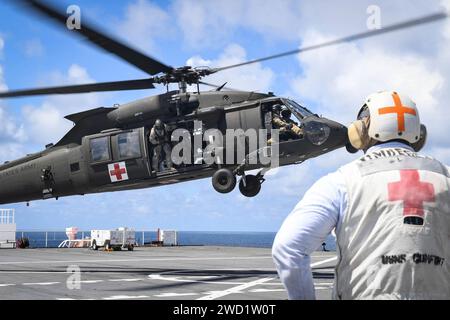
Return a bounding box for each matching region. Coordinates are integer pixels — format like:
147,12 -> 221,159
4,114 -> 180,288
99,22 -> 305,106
83,128 -> 151,188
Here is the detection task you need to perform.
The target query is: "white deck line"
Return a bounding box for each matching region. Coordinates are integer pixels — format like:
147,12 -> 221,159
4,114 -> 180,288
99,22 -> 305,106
102,295 -> 149,300
108,278 -> 143,282
197,277 -> 274,300
79,280 -> 103,284
0,255 -> 272,265
22,282 -> 60,286
154,292 -> 199,298
148,273 -> 247,285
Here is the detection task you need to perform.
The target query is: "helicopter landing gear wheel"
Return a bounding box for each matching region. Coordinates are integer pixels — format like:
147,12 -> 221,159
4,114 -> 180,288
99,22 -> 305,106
212,169 -> 237,194
239,174 -> 261,197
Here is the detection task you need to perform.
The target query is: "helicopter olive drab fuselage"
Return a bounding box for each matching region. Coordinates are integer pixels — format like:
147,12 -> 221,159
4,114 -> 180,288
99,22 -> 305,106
0,89 -> 348,204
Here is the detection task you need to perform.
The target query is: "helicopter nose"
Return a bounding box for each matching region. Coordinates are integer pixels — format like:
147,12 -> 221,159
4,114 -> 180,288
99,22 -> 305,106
313,118 -> 351,150
322,119 -> 348,141
321,119 -> 360,153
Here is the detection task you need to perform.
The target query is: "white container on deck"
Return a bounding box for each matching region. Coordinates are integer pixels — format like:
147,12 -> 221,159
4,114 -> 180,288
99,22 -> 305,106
0,209 -> 16,248
158,230 -> 178,246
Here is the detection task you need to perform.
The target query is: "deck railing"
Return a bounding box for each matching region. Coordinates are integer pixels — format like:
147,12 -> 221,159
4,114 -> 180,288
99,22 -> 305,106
15,230 -> 156,248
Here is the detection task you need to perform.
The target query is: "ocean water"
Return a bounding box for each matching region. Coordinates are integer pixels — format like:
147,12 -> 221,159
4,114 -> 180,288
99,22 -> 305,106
15,231 -> 336,251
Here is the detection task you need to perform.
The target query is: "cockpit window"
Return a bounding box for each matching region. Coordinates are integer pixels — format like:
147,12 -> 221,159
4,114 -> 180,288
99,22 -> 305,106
284,99 -> 315,118
90,136 -> 110,162
118,131 -> 141,159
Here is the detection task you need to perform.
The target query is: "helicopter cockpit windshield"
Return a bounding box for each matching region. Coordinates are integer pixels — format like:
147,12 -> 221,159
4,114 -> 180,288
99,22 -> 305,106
283,99 -> 315,120
265,99 -> 307,144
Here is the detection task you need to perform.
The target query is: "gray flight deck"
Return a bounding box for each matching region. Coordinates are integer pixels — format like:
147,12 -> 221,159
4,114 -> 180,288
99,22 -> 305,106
0,246 -> 336,300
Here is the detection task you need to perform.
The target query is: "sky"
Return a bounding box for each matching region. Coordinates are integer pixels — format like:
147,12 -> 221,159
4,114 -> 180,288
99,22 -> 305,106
0,0 -> 449,232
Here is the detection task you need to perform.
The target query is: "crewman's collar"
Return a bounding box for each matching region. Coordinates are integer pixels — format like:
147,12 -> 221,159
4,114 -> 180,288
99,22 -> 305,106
366,141 -> 414,154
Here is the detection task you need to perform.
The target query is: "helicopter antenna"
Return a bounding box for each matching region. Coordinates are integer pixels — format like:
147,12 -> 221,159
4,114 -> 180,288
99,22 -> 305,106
216,83 -> 228,92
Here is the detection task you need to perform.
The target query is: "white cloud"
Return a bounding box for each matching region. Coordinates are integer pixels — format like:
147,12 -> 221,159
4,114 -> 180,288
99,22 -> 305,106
24,38 -> 44,58
118,0 -> 173,53
0,143 -> 27,164
22,64 -> 103,145
42,64 -> 95,86
0,38 -> 24,143
0,65 -> 6,93
0,36 -> 6,93
0,37 -> 28,163
187,44 -> 274,92
67,64 -> 94,83
172,0 -> 303,47
173,0 -> 242,47
22,102 -> 68,145
172,0 -> 446,51
296,0 -> 446,56
291,30 -> 444,123
0,108 -> 26,143
289,16 -> 450,162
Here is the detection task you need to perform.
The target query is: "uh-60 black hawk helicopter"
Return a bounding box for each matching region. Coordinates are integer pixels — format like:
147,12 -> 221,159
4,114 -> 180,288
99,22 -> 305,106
0,0 -> 446,206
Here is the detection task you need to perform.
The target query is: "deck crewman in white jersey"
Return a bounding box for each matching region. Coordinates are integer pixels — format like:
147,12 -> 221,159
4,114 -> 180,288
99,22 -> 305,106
272,90 -> 450,300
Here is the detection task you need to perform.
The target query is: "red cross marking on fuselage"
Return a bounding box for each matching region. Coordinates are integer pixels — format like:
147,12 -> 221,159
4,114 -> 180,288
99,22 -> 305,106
378,92 -> 416,132
387,170 -> 435,218
110,163 -> 126,180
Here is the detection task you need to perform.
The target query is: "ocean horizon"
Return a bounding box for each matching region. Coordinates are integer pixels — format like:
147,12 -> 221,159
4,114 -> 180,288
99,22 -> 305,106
15,230 -> 337,251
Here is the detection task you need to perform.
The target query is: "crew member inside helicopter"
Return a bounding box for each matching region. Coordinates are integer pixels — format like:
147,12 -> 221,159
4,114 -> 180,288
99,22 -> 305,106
268,104 -> 304,144
149,119 -> 174,174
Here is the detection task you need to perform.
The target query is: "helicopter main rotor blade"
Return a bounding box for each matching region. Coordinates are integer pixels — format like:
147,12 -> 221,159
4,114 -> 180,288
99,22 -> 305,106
0,79 -> 155,98
14,0 -> 173,76
214,11 -> 448,72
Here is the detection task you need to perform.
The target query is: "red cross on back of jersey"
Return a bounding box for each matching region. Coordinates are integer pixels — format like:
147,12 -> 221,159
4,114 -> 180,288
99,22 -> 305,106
388,169 -> 435,218
378,92 -> 416,132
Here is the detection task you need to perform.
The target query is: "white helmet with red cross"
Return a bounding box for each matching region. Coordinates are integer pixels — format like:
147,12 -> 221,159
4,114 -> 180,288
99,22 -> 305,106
363,90 -> 421,144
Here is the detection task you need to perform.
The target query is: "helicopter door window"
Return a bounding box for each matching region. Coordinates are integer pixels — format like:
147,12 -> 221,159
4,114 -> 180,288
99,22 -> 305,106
118,131 -> 141,159
90,136 -> 111,162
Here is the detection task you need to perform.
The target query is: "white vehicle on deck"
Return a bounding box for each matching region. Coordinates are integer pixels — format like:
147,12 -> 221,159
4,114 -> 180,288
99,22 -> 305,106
90,228 -> 135,251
